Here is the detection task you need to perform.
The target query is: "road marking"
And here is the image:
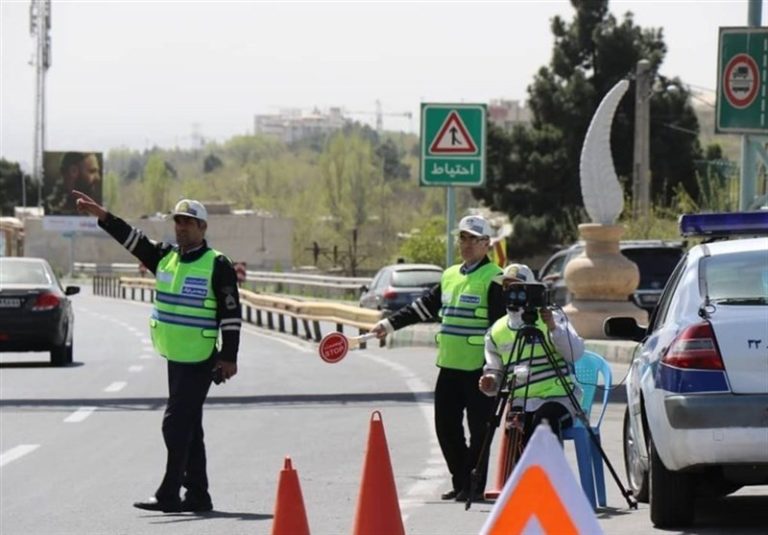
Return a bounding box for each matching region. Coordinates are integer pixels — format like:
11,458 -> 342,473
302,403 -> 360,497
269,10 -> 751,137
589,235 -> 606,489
141,338 -> 151,345
0,445 -> 40,467
241,324 -> 313,353
128,365 -> 143,372
104,381 -> 127,393
64,406 -> 97,423
138,354 -> 153,360
359,350 -> 444,517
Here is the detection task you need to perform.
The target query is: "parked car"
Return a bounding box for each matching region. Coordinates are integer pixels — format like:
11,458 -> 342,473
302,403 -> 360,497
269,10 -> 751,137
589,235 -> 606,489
359,263 -> 442,316
0,257 -> 79,366
604,212 -> 768,528
538,240 -> 686,314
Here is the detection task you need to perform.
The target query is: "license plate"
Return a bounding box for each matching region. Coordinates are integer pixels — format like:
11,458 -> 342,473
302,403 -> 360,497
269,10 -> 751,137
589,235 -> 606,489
0,298 -> 21,308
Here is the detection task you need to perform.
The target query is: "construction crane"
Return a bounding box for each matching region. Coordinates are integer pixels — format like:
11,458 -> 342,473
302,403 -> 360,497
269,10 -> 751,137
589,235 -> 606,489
346,100 -> 413,135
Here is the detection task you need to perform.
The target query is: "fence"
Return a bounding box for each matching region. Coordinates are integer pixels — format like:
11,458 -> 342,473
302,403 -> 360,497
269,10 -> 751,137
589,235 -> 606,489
93,275 -> 383,346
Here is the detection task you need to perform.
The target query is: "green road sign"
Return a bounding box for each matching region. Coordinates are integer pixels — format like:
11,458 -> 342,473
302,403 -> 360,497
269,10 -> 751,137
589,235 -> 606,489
716,27 -> 768,134
420,103 -> 486,186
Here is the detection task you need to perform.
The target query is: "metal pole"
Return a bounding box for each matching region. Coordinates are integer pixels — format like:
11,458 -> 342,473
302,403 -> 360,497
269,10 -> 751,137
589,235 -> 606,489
30,0 -> 51,208
446,186 -> 455,267
739,0 -> 763,210
632,59 -> 651,220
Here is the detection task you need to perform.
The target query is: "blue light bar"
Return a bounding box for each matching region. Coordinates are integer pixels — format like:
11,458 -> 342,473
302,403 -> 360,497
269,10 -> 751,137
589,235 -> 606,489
678,212 -> 768,237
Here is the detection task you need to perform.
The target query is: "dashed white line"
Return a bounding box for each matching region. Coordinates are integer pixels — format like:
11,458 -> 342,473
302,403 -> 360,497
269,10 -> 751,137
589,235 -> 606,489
0,445 -> 40,467
103,381 -> 127,393
138,354 -> 153,360
64,407 -> 97,423
128,365 -> 143,372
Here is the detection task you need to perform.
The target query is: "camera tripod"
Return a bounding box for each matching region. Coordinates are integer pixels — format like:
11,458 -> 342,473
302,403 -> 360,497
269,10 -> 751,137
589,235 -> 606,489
465,312 -> 638,510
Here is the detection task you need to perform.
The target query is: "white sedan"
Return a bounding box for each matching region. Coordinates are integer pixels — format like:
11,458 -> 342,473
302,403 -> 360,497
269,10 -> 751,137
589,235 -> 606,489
605,212 -> 768,528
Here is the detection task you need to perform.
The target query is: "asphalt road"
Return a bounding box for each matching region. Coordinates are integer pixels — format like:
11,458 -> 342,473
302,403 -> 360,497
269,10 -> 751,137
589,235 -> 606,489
1,287 -> 766,534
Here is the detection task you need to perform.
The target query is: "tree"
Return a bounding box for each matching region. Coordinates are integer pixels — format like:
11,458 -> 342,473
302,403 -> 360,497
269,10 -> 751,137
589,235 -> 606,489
475,0 -> 702,250
0,160 -> 35,215
398,216 -> 446,267
142,154 -> 173,215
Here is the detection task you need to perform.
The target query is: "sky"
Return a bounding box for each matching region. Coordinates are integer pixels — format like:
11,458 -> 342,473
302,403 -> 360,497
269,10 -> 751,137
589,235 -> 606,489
1,0 -> 765,170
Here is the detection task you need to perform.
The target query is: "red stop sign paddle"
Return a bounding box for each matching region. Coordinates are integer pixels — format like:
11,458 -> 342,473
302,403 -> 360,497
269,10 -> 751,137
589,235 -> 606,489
319,332 -> 349,363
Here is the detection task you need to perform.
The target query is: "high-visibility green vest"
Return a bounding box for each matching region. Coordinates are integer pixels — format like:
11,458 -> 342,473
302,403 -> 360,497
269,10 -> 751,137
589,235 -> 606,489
488,316 -> 574,399
436,262 -> 502,370
150,248 -> 221,362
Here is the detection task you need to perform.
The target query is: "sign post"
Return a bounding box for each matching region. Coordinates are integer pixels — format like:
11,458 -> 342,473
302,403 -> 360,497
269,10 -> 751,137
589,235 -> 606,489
716,26 -> 768,210
420,103 -> 487,266
716,27 -> 768,134
420,103 -> 486,186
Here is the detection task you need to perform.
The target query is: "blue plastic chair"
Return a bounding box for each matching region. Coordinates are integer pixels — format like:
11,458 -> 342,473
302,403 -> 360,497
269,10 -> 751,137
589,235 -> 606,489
562,350 -> 612,509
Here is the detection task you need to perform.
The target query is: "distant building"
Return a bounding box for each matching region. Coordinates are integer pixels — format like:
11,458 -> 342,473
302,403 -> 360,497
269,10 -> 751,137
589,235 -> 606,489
488,99 -> 531,130
254,107 -> 346,143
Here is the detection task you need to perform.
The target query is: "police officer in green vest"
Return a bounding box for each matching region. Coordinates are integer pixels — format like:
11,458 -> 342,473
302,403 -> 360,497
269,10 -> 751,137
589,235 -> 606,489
479,263 -> 584,448
73,190 -> 241,513
371,215 -> 505,502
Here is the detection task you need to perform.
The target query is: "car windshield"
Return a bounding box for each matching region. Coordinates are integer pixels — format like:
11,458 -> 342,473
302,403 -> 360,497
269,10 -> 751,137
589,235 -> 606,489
391,269 -> 441,288
623,249 -> 683,290
703,250 -> 768,303
0,260 -> 52,285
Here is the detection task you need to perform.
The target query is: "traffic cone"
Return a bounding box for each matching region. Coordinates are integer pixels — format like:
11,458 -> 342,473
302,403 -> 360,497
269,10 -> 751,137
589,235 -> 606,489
352,411 -> 405,535
271,456 -> 310,535
485,405 -> 523,500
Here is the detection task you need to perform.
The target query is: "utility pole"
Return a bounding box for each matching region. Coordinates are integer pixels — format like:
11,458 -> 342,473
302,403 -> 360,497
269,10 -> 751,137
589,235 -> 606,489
632,59 -> 651,220
30,0 -> 52,208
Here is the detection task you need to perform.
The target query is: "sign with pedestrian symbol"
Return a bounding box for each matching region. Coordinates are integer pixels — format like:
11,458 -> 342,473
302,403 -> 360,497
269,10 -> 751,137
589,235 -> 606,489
421,103 -> 486,186
716,27 -> 768,134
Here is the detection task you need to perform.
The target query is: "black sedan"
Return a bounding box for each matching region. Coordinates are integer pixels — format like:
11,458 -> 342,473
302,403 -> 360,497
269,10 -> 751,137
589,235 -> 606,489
359,263 -> 442,316
0,257 -> 79,366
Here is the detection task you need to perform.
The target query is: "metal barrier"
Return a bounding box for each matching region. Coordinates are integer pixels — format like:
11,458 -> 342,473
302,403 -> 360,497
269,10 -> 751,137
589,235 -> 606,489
93,275 -> 383,345
81,264 -> 372,300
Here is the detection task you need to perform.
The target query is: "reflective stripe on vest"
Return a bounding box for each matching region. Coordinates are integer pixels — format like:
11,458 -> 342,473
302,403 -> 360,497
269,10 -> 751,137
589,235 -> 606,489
489,316 -> 574,399
436,262 -> 502,371
151,248 -> 220,362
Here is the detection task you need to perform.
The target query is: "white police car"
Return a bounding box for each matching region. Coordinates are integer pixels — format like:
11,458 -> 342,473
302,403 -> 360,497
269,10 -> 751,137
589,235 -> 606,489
605,212 -> 768,528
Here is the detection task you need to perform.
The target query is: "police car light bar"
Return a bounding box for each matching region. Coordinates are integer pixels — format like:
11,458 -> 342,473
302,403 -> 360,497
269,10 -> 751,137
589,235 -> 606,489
678,211 -> 768,237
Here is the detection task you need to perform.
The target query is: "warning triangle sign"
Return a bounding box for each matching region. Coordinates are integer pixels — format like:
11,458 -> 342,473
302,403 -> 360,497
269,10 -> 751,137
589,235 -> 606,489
429,111 -> 477,154
480,424 -> 603,535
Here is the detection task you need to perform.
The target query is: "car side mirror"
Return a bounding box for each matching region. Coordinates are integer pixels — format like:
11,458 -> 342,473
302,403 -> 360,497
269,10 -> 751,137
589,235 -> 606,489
65,286 -> 80,296
360,285 -> 368,295
603,316 -> 646,342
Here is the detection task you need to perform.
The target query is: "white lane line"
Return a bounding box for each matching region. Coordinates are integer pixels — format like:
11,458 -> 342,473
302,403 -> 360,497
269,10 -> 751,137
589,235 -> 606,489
128,365 -> 143,373
0,445 -> 40,467
138,354 -> 153,360
140,338 -> 151,345
358,350 -> 444,518
104,381 -> 127,393
241,324 -> 313,353
64,407 -> 97,423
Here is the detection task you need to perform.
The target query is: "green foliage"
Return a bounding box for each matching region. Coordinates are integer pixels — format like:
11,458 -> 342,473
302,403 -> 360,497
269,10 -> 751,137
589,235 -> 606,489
103,171 -> 121,212
398,216 -> 446,267
0,159 -> 34,215
142,154 -> 174,215
476,0 -> 703,253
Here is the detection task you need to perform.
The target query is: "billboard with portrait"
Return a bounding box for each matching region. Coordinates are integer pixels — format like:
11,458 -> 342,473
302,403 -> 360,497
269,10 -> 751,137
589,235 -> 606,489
42,151 -> 103,216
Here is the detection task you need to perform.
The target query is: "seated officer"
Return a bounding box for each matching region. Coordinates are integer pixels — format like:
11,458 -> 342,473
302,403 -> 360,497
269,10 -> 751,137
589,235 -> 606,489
478,263 -> 584,446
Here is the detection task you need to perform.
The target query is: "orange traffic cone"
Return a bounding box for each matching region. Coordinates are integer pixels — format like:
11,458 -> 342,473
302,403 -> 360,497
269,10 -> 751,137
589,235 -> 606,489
271,456 -> 310,535
485,405 -> 524,500
352,411 -> 405,535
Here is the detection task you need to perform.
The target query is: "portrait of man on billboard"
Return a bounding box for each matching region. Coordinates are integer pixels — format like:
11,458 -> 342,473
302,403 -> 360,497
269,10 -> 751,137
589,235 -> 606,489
43,151 -> 103,216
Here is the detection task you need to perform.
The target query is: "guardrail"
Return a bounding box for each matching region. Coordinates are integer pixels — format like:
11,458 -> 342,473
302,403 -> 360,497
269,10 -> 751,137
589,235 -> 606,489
93,275 -> 383,346
77,263 -> 372,300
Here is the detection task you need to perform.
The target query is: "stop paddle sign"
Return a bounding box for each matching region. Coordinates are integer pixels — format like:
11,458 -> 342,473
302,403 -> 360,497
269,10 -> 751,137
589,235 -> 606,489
318,332 -> 349,363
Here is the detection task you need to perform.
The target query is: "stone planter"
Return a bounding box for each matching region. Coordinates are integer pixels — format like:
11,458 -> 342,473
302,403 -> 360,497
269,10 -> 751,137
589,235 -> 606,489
562,223 -> 647,339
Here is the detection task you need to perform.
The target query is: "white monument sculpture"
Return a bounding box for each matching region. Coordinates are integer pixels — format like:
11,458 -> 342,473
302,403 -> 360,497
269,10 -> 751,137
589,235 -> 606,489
563,79 -> 647,338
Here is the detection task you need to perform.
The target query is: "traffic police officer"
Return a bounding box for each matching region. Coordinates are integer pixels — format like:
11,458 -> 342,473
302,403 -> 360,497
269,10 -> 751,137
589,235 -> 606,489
73,190 -> 241,513
372,215 -> 505,502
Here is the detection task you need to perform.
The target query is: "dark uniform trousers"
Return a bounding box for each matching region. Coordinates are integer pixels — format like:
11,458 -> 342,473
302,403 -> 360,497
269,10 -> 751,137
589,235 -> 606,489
155,358 -> 214,503
434,367 -> 495,494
